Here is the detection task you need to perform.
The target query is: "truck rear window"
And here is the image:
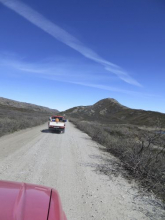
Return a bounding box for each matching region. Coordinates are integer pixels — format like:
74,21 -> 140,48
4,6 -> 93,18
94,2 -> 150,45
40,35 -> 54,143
52,117 -> 63,122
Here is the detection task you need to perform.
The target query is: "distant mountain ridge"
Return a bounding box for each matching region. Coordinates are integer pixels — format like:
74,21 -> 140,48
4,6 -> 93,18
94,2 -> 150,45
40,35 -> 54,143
62,98 -> 165,127
0,97 -> 58,114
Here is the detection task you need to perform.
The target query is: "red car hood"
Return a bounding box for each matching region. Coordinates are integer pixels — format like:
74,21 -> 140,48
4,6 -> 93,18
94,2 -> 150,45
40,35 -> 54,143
0,180 -> 66,220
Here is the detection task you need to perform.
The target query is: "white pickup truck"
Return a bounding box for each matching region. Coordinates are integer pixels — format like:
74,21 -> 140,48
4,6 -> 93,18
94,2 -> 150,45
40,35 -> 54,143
48,115 -> 66,133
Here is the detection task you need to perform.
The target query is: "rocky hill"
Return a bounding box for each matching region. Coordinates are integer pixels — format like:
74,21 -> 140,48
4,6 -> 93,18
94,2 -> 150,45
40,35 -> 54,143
61,98 -> 165,127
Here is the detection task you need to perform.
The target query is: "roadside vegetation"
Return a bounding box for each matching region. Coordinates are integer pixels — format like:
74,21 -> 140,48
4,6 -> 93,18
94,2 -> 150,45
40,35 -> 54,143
69,118 -> 165,203
0,104 -> 57,137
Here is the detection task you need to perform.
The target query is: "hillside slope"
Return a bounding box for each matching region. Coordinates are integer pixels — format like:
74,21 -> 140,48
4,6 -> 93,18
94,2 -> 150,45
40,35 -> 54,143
0,97 -> 58,113
0,97 -> 58,136
62,98 -> 165,127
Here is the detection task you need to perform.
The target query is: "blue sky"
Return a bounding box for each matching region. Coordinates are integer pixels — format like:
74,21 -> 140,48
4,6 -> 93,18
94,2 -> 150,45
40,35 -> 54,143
0,0 -> 165,113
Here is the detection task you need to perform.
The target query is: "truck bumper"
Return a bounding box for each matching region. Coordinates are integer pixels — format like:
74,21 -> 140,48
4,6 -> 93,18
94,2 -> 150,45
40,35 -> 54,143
49,126 -> 65,132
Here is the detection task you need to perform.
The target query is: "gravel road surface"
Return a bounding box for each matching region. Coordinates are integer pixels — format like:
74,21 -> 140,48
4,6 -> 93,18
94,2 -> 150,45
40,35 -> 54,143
0,122 -> 164,220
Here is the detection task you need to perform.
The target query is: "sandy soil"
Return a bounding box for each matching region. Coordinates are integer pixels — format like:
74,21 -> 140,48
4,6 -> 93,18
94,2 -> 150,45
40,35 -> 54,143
0,122 -> 164,220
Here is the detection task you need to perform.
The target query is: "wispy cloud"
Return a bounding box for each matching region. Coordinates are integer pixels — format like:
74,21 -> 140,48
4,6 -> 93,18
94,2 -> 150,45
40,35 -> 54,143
0,53 -> 117,80
0,0 -> 141,86
0,53 -> 161,99
52,80 -> 161,99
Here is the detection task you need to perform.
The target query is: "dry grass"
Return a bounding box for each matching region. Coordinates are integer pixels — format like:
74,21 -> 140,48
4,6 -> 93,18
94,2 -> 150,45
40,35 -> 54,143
0,105 -> 54,137
69,118 -> 165,203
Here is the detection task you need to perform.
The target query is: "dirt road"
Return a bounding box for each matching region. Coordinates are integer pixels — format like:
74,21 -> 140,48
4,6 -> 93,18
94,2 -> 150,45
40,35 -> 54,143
0,122 -> 164,220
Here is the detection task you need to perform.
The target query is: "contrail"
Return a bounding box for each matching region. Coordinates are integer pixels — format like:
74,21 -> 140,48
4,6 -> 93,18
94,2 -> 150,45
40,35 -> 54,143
0,0 -> 141,86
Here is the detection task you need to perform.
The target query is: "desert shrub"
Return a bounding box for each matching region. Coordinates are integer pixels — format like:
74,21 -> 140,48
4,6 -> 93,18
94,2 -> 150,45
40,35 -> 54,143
69,117 -> 165,202
0,107 -> 50,137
